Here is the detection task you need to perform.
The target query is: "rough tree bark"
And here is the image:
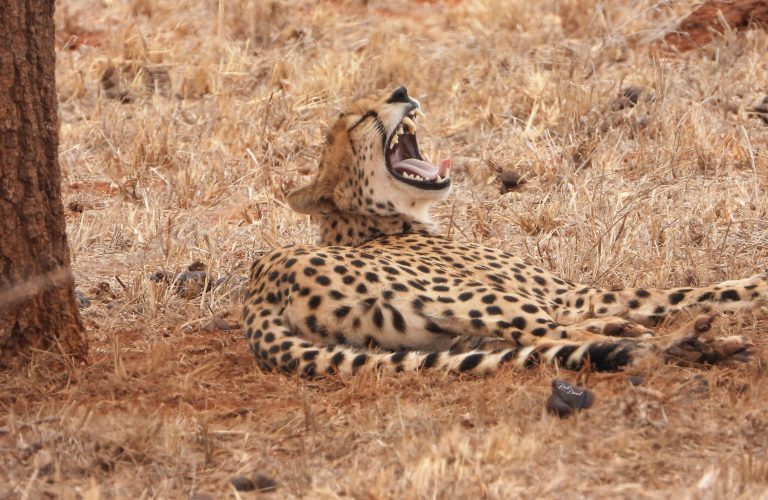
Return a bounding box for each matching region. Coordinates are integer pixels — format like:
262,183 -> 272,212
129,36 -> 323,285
0,0 -> 88,366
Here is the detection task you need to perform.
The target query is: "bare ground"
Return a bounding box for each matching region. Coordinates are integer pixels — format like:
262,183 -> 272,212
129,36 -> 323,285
3,0 -> 768,497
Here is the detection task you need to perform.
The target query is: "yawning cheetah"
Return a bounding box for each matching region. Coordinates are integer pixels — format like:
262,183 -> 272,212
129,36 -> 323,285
243,87 -> 765,376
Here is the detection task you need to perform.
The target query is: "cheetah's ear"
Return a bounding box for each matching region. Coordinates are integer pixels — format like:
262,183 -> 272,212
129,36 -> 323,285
287,182 -> 337,215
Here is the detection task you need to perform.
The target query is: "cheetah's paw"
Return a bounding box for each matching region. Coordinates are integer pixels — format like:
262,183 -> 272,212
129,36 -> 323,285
662,312 -> 755,366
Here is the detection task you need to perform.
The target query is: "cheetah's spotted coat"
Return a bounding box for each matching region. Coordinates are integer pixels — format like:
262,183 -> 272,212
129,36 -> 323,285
244,87 -> 766,376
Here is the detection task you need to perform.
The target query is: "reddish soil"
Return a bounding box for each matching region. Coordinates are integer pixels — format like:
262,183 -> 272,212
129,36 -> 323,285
663,0 -> 768,51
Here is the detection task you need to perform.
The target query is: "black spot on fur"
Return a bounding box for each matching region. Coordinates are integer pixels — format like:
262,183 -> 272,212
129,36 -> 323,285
668,292 -> 686,305
302,363 -> 317,377
511,317 -> 527,330
365,272 -> 380,283
390,307 -> 407,332
421,352 -> 439,369
305,315 -> 317,332
330,351 -> 345,368
334,306 -> 351,318
425,322 -> 445,334
316,276 -> 331,286
391,351 -> 407,364
459,353 -> 484,371
486,306 -> 502,315
352,354 -> 368,371
281,358 -> 299,373
372,307 -> 384,328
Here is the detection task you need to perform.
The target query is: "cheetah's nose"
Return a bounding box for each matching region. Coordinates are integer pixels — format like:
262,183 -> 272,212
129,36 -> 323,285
387,86 -> 411,104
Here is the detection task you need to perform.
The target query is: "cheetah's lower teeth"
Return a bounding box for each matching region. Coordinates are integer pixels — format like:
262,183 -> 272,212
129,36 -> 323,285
402,173 -> 424,180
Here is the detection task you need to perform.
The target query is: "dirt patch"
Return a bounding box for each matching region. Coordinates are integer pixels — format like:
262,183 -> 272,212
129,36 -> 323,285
663,0 -> 768,51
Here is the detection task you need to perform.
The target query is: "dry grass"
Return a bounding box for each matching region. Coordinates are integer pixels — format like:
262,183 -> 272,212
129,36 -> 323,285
2,0 -> 768,497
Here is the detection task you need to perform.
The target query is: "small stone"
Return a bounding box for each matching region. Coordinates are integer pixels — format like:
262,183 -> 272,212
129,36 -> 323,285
150,270 -> 170,283
203,317 -> 238,332
547,379 -> 594,417
74,290 -> 91,309
500,169 -> 525,192
622,86 -> 643,106
628,375 -> 644,386
67,201 -> 85,213
187,261 -> 207,272
88,281 -> 117,301
175,271 -> 210,298
178,271 -> 208,282
230,476 -> 256,492
750,96 -> 768,124
253,473 -> 277,492
545,394 -> 574,418
551,379 -> 594,409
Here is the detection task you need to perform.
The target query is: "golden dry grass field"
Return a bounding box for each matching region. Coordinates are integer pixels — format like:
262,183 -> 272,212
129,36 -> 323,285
3,0 -> 768,497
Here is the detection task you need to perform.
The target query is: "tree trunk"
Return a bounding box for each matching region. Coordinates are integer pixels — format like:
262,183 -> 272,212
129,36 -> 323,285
0,0 -> 88,366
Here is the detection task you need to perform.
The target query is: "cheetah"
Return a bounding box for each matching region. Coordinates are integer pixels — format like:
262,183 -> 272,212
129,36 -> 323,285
243,86 -> 766,377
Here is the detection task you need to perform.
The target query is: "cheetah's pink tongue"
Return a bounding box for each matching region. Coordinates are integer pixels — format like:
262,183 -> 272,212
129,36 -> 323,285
394,157 -> 451,180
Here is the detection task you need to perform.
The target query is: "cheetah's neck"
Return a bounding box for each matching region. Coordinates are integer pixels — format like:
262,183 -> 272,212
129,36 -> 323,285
315,212 -> 437,246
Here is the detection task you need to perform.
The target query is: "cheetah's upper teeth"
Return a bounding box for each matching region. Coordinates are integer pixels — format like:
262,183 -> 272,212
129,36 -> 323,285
401,116 -> 416,133
390,134 -> 399,148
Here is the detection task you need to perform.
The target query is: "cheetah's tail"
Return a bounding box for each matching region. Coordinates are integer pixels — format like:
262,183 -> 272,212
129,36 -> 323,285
246,312 -> 638,376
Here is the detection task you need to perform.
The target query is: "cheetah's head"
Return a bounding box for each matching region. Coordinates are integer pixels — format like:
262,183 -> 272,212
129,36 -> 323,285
288,86 -> 451,222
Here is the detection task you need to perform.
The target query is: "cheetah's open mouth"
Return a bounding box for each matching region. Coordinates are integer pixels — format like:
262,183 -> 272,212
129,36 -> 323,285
385,110 -> 451,190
